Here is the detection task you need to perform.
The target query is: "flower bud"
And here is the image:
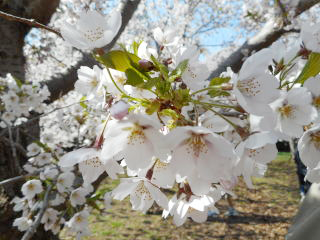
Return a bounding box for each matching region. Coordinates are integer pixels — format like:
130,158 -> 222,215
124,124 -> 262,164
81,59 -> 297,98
180,82 -> 187,89
110,101 -> 129,120
298,43 -> 311,59
138,59 -> 154,71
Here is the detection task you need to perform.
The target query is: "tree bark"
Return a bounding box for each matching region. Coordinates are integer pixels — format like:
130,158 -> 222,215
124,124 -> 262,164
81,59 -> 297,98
0,0 -> 59,239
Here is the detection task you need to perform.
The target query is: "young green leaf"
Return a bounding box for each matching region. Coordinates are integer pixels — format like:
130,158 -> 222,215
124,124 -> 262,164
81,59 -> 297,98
296,52 -> 320,84
125,68 -> 145,87
209,77 -> 231,86
150,55 -> 169,80
79,96 -> 87,109
169,59 -> 189,82
159,109 -> 180,120
208,89 -> 231,98
172,89 -> 191,108
145,100 -> 161,115
12,75 -> 23,88
132,41 -> 142,55
95,50 -> 140,72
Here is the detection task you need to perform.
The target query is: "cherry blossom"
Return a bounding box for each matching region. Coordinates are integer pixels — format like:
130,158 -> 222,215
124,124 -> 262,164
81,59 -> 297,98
61,10 -> 121,50
298,124 -> 320,169
70,187 -> 88,207
59,148 -> 123,183
301,22 -> 320,53
163,193 -> 216,226
13,217 -> 33,232
75,65 -> 104,99
102,68 -> 127,97
66,209 -> 91,239
137,41 -> 158,60
21,179 -> 43,199
57,171 -> 75,193
174,46 -> 210,91
150,158 -> 175,189
304,75 -> 320,122
101,113 -> 164,171
26,143 -> 41,157
233,49 -> 279,116
41,208 -> 59,231
153,27 -> 179,47
112,177 -> 168,213
234,132 -> 278,188
165,126 -> 237,195
109,101 -> 129,120
270,88 -> 317,138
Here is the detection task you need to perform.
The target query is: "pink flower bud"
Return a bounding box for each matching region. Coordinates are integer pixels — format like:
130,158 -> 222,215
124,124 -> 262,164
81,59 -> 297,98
138,59 -> 154,71
110,101 -> 129,120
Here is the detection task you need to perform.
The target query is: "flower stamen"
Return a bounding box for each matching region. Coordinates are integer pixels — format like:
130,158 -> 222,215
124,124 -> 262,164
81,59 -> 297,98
237,77 -> 261,97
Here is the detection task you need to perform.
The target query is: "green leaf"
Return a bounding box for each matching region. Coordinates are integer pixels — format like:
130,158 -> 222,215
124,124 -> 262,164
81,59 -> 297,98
169,59 -> 189,82
159,109 -> 179,120
125,68 -> 145,87
209,77 -> 231,86
34,140 -> 51,152
95,50 -> 140,72
79,96 -> 87,109
132,41 -> 142,55
150,55 -> 169,80
208,89 -> 231,98
296,52 -> 320,84
12,75 -> 23,88
172,89 -> 190,108
208,77 -> 231,98
128,104 -> 139,112
155,80 -> 171,99
145,101 -> 161,115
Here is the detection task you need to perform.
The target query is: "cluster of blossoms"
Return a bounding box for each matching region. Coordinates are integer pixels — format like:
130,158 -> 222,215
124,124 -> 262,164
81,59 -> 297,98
40,91 -> 101,148
12,141 -> 99,238
9,9 -> 320,238
0,74 -> 50,127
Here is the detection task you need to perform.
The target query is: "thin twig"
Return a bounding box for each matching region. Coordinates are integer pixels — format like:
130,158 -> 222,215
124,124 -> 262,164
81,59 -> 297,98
0,101 -> 88,137
275,0 -> 290,25
220,111 -> 245,118
0,10 -> 62,37
30,100 -> 88,122
0,174 -> 35,187
0,118 -> 22,174
21,184 -> 53,240
1,136 -> 27,157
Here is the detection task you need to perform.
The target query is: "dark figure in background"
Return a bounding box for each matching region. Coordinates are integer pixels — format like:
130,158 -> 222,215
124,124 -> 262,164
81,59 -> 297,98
294,150 -> 311,198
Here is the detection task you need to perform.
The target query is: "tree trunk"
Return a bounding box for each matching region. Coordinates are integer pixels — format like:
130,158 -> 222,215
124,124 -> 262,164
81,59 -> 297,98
0,0 -> 59,239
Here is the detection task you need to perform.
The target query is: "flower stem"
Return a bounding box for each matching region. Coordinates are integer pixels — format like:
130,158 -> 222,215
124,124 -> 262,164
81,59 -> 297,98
191,86 -> 220,96
105,68 -> 142,103
193,100 -> 237,109
205,107 -> 239,130
106,68 -> 127,96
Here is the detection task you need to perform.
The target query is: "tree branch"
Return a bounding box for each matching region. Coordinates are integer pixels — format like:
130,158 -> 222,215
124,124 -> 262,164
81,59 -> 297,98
45,0 -> 141,103
208,0 -> 320,79
0,10 -> 62,37
21,184 -> 53,240
0,118 -> 22,174
0,173 -> 36,187
1,137 -> 27,157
